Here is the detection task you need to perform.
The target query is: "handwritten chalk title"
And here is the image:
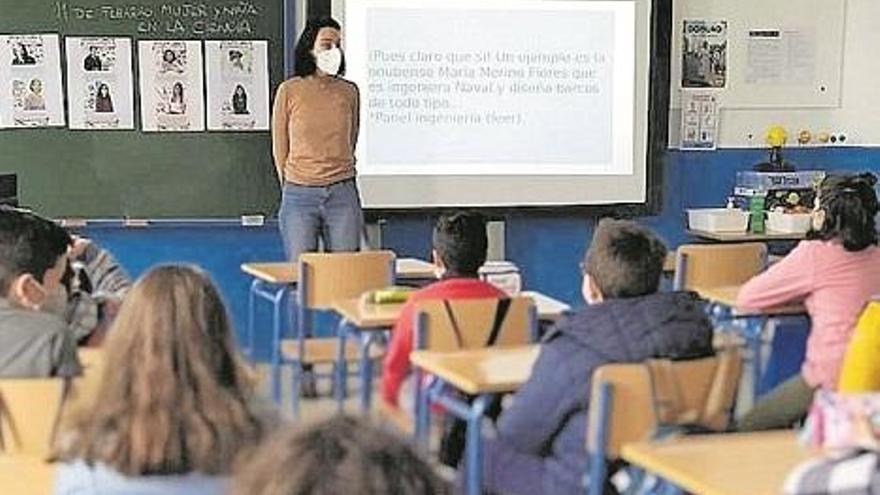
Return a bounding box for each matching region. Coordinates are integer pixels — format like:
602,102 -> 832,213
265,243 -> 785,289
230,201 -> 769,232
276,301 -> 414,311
56,1 -> 262,36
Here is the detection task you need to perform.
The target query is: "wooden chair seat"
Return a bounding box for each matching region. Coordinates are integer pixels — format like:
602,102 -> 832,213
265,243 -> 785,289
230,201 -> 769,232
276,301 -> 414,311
280,338 -> 384,364
0,454 -> 56,495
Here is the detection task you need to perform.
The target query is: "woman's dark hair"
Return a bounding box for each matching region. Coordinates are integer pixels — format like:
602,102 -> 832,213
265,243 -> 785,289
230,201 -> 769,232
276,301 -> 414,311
807,172 -> 879,252
293,17 -> 345,77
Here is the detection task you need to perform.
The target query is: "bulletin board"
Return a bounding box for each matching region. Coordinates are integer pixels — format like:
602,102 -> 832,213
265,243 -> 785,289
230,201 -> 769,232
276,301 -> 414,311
665,0 -> 880,149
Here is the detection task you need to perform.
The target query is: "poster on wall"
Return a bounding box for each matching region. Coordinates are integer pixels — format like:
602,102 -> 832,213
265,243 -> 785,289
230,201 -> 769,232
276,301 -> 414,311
66,37 -> 135,130
138,40 -> 204,132
680,90 -> 719,150
204,40 -> 270,131
0,34 -> 65,128
681,20 -> 728,89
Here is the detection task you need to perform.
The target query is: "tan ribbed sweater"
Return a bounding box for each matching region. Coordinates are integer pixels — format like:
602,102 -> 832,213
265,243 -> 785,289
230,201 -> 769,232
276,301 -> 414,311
271,75 -> 359,186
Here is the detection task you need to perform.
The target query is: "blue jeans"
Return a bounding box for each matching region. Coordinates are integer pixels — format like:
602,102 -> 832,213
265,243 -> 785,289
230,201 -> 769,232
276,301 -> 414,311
278,178 -> 363,262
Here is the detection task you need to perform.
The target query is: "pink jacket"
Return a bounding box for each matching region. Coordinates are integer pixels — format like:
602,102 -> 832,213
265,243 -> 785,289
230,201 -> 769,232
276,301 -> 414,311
737,240 -> 880,389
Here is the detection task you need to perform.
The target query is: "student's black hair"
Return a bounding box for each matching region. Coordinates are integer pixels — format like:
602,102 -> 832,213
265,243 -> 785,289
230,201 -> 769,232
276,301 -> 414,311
293,17 -> 346,77
0,207 -> 71,296
432,211 -> 488,277
807,172 -> 879,252
584,218 -> 668,299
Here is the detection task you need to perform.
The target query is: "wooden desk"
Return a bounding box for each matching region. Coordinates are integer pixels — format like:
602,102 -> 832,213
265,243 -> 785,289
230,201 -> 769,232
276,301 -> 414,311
696,284 -> 807,402
332,292 -> 566,412
622,431 -> 812,495
697,285 -> 805,317
0,456 -> 56,495
688,229 -> 805,243
241,257 -> 436,285
333,291 -> 571,329
410,345 -> 540,495
410,345 -> 539,395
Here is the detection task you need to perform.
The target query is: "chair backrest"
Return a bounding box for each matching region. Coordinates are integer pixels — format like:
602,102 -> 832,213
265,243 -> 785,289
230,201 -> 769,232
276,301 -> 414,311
674,243 -> 767,291
0,378 -> 69,458
646,349 -> 743,431
63,349 -> 106,422
587,350 -> 743,459
587,364 -> 656,459
414,297 -> 534,352
298,251 -> 395,310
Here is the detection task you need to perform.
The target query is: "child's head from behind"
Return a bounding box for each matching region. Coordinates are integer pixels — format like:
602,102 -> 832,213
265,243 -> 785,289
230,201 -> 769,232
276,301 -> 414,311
582,219 -> 667,303
432,210 -> 488,277
809,172 -> 878,252
0,207 -> 70,310
66,264 -> 261,476
232,415 -> 448,495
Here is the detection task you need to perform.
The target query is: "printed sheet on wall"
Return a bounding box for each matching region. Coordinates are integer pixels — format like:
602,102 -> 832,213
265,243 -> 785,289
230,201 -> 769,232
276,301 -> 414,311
205,40 -> 270,131
66,37 -> 135,130
0,34 -> 65,128
138,40 -> 205,132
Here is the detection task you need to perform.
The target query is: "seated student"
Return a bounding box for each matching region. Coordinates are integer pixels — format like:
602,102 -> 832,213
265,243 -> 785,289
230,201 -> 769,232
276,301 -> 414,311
381,211 -> 506,409
479,219 -> 714,495
231,415 -> 449,495
0,207 -> 80,377
54,265 -> 271,495
737,172 -> 880,431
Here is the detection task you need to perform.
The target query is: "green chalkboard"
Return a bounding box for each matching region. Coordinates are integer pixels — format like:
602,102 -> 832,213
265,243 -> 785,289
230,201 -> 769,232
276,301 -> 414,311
0,0 -> 284,217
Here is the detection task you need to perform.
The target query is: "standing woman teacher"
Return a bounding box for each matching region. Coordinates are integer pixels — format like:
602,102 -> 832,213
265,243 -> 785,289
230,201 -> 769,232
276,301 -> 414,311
272,17 -> 362,263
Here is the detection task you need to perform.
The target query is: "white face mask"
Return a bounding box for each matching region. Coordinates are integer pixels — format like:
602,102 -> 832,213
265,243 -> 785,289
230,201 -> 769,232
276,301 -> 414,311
314,47 -> 342,76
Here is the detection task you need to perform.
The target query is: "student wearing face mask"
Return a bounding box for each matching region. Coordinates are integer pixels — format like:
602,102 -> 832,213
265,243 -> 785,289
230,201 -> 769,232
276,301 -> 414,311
272,17 -> 362,263
0,207 -> 80,377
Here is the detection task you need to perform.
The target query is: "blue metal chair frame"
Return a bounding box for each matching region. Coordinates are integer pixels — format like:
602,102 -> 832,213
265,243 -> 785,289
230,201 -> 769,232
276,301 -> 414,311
245,277 -> 292,403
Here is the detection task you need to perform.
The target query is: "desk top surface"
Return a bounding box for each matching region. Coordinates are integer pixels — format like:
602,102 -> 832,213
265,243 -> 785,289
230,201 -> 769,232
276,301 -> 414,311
240,257 -> 436,284
409,345 -> 540,395
0,456 -> 55,495
621,431 -> 812,495
688,229 -> 805,242
697,285 -> 805,316
333,291 -> 571,329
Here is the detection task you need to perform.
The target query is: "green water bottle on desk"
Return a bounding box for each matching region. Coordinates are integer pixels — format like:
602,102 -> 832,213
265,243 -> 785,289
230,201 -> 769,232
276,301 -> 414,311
749,196 -> 766,234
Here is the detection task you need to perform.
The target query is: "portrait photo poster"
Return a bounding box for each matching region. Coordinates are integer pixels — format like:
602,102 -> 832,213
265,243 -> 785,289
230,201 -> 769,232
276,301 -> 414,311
138,40 -> 205,132
66,37 -> 135,130
0,33 -> 65,128
205,40 -> 270,131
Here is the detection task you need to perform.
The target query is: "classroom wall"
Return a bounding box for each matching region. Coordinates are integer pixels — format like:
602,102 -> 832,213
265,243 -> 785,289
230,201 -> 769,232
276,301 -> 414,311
82,147 -> 879,359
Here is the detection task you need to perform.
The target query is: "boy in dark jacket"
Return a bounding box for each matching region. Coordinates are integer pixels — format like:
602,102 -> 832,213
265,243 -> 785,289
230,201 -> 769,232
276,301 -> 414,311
479,219 -> 714,495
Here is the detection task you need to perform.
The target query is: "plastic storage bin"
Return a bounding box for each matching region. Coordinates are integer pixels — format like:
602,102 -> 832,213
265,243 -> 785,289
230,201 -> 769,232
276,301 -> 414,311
766,211 -> 811,234
687,208 -> 750,233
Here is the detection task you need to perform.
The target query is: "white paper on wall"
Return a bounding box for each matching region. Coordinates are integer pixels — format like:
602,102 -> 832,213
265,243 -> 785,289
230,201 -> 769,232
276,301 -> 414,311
138,40 -> 205,132
0,34 -> 66,128
205,40 -> 270,131
66,37 -> 135,130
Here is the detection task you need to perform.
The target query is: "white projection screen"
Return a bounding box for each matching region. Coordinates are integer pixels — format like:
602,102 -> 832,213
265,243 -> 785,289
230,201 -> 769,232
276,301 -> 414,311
340,0 -> 669,209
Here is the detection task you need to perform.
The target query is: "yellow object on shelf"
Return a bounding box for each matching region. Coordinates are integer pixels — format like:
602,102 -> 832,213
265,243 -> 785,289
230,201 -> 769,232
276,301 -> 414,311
766,125 -> 788,147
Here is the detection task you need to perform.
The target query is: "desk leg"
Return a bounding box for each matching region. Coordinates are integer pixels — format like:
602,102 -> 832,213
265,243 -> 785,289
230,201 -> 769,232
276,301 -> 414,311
335,319 -> 350,413
247,279 -> 260,364
359,331 -> 380,412
746,316 -> 768,401
413,367 -> 429,451
465,394 -> 491,495
270,286 -> 286,405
